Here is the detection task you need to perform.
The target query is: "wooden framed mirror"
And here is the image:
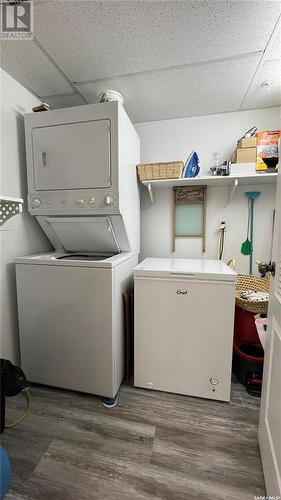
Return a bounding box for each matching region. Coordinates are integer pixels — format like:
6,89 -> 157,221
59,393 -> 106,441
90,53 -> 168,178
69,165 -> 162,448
173,186 -> 207,252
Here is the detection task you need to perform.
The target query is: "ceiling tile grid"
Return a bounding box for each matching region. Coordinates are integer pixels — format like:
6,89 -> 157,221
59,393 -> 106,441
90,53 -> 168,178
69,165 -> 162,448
33,0 -> 280,81
78,53 -> 262,122
265,28 -> 281,61
0,40 -> 73,96
0,1 -> 280,121
241,59 -> 281,110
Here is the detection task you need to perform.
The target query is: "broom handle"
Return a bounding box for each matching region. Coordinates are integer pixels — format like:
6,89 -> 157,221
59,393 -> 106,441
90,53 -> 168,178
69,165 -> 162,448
249,198 -> 254,275
247,198 -> 251,239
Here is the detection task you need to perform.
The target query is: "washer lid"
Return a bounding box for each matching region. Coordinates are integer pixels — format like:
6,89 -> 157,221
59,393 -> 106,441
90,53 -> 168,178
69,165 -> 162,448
43,216 -> 120,253
134,258 -> 237,281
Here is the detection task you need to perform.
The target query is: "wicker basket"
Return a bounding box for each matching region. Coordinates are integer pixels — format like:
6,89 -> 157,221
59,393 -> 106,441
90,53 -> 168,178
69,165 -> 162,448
235,274 -> 270,314
137,161 -> 184,181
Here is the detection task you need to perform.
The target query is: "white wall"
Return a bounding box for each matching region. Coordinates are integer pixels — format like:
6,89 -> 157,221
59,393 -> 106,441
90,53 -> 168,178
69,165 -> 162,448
0,69 -> 52,364
135,107 -> 280,272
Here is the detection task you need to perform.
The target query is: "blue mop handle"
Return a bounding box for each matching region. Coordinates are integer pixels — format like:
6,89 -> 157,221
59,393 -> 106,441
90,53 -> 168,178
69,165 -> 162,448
245,191 -> 260,275
249,198 -> 254,275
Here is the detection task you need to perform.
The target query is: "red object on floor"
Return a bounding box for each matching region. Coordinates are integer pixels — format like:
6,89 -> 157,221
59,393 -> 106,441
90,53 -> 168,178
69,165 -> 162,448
234,305 -> 261,344
233,341 -> 264,362
233,306 -> 264,395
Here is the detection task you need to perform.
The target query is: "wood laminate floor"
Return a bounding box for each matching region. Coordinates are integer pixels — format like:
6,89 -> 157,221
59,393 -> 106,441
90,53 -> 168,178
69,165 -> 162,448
2,379 -> 265,500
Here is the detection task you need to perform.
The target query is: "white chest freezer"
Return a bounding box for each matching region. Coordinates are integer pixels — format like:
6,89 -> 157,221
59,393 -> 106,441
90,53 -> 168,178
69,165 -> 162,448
134,258 -> 237,402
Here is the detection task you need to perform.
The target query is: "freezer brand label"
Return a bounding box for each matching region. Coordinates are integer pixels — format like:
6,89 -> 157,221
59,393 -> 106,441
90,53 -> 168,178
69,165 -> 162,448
176,289 -> 188,295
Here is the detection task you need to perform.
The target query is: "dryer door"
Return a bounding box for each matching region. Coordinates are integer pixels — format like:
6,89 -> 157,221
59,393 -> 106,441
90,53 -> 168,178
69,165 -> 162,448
32,119 -> 111,190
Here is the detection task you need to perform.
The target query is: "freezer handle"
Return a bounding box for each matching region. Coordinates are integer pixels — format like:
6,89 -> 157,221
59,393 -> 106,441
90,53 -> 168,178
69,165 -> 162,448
170,272 -> 197,278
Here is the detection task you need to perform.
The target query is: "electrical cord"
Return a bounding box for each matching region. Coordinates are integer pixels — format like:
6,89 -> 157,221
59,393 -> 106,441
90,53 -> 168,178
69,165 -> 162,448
219,229 -> 225,260
217,226 -> 226,260
5,389 -> 31,429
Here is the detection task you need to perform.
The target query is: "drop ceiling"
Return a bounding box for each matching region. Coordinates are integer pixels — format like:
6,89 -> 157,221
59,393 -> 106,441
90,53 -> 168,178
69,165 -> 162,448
1,0 -> 280,122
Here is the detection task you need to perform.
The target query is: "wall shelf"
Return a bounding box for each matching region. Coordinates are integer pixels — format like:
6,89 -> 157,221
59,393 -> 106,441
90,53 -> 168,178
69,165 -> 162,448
0,196 -> 24,227
142,173 -> 278,205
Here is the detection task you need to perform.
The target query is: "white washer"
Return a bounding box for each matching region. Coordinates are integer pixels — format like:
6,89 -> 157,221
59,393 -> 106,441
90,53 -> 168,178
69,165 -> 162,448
16,251 -> 137,398
134,258 -> 237,402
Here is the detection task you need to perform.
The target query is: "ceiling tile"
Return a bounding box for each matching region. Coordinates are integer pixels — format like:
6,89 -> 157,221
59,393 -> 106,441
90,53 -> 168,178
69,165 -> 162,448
265,28 -> 281,61
33,1 -> 280,82
241,59 -> 281,110
0,40 -> 73,96
77,53 -> 261,122
43,93 -> 86,109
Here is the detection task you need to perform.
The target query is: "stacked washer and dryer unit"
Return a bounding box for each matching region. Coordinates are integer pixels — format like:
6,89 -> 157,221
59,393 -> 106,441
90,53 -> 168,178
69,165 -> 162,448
16,102 -> 140,405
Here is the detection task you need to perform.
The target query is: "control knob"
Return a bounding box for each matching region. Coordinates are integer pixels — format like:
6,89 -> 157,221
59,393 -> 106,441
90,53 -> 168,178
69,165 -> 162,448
209,377 -> 218,386
32,198 -> 41,208
104,195 -> 114,206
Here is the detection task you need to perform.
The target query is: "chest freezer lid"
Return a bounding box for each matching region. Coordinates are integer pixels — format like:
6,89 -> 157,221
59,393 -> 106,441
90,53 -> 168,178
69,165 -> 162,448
134,258 -> 237,281
42,216 -> 120,253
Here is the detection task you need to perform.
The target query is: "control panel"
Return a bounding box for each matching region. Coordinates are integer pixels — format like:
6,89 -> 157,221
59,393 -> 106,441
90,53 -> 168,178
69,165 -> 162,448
29,191 -> 118,213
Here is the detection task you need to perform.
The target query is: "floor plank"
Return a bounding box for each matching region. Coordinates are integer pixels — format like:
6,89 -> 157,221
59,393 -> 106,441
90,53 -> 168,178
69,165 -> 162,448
26,438 -> 252,500
1,378 -> 265,499
152,425 -> 264,496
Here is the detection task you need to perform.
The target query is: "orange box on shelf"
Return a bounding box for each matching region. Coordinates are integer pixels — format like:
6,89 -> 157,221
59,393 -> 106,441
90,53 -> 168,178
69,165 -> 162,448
256,130 -> 280,173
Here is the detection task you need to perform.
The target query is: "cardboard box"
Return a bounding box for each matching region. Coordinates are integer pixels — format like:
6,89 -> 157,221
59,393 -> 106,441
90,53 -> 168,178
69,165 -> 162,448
236,147 -> 256,164
238,137 -> 256,149
256,130 -> 280,173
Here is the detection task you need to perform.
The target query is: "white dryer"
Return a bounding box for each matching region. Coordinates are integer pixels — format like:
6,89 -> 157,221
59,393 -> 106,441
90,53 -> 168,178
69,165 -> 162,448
16,102 -> 140,404
134,258 -> 237,402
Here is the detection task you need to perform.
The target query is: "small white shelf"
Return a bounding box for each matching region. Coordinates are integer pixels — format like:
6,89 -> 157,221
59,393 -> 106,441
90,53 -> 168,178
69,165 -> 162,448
0,195 -> 24,227
142,173 -> 277,204
0,195 -> 24,203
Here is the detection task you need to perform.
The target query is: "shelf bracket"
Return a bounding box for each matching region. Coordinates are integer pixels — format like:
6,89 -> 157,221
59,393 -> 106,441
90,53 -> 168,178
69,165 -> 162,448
227,178 -> 239,205
0,196 -> 24,227
147,182 -> 154,204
